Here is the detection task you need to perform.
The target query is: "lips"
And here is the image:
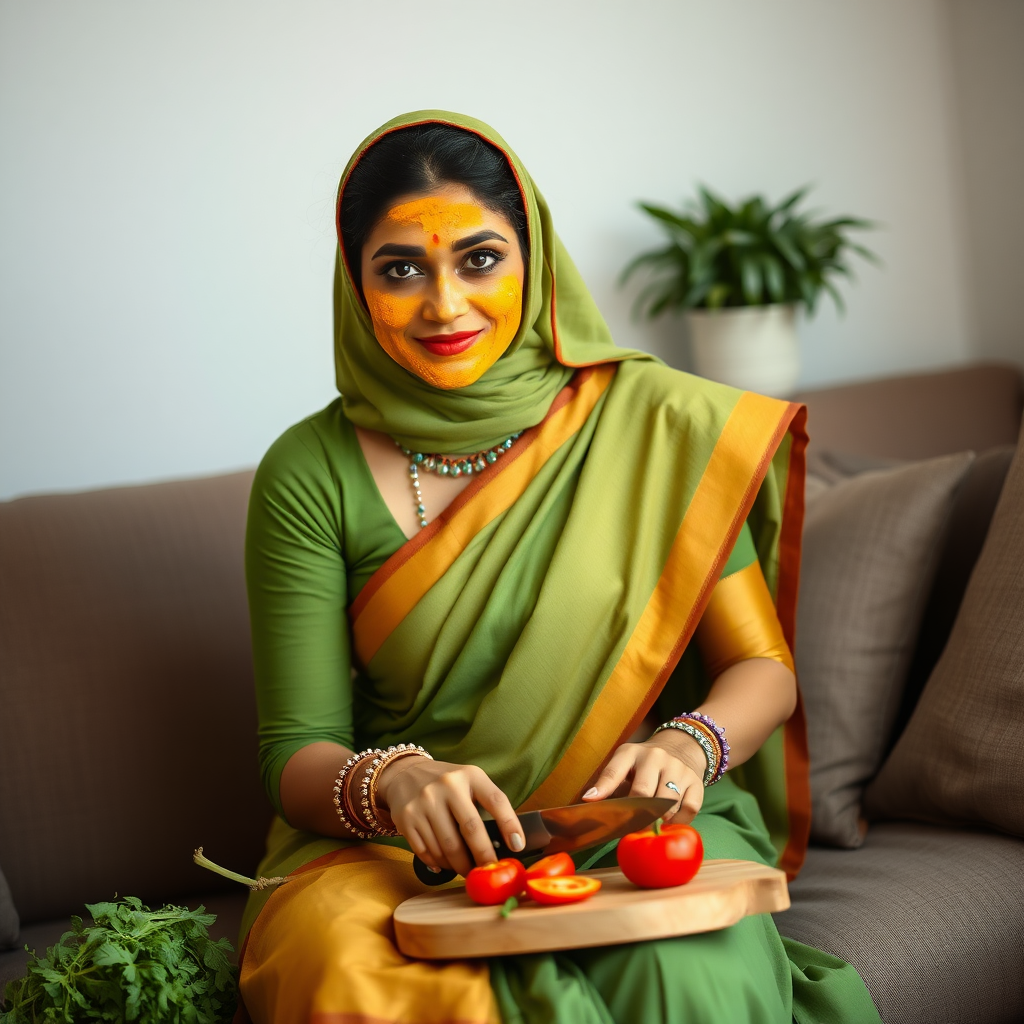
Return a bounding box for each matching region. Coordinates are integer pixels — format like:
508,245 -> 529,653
415,330 -> 483,356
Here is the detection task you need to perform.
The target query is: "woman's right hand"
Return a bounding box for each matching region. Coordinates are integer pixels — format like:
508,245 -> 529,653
375,758 -> 525,877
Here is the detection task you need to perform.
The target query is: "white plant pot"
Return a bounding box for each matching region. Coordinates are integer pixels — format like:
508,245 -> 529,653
686,304 -> 801,398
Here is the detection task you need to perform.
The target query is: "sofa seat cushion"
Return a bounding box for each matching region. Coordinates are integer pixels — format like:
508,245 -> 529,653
774,822 -> 1024,1024
0,889 -> 248,994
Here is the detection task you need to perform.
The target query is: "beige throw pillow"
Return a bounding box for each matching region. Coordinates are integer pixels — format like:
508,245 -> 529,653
865,426 -> 1024,835
798,451 -> 974,848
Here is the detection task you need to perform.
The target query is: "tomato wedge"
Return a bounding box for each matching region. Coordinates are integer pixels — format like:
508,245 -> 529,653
525,852 -> 576,881
465,859 -> 527,906
526,875 -> 602,905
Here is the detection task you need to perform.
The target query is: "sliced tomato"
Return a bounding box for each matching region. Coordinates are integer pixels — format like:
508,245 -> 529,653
465,859 -> 527,906
526,875 -> 602,905
525,852 -> 576,881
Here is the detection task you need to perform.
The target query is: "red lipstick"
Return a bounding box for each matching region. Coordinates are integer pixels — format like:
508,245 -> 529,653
415,330 -> 482,355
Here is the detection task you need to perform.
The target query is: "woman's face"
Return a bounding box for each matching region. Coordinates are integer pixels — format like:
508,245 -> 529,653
359,184 -> 526,390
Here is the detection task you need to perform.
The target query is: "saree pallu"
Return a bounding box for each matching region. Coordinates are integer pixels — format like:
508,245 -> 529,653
238,361 -> 880,1023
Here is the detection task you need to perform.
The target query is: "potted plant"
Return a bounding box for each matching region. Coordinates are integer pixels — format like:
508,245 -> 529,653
621,186 -> 878,396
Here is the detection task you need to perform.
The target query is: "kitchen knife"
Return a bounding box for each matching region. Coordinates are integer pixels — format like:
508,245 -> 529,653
413,796 -> 676,885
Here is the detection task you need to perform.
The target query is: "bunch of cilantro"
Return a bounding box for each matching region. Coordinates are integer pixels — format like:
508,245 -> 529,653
0,897 -> 237,1024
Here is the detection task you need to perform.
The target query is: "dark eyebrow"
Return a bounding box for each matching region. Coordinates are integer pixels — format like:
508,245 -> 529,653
452,230 -> 508,252
371,243 -> 426,259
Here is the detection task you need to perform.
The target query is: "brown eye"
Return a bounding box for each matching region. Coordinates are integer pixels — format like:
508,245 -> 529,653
384,261 -> 422,280
464,250 -> 500,272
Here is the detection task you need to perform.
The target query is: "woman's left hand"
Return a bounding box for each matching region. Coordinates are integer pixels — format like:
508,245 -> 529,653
581,730 -> 707,823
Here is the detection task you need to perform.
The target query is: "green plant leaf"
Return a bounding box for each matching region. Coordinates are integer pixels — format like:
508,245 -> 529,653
637,203 -> 699,240
848,242 -> 883,265
739,256 -> 763,305
622,184 -> 878,318
823,278 -> 846,315
619,246 -> 676,285
761,254 -> 785,303
772,185 -> 811,216
706,282 -> 731,309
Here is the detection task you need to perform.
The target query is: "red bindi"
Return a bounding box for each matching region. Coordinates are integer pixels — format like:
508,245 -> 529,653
432,233 -> 439,245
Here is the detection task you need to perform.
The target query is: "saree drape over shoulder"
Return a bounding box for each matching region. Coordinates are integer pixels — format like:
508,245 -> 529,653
239,111 -> 880,1024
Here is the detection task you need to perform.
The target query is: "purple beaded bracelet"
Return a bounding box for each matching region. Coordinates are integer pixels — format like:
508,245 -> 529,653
667,712 -> 730,786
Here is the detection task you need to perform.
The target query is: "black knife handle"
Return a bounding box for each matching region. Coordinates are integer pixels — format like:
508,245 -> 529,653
413,857 -> 457,886
412,820 -> 526,885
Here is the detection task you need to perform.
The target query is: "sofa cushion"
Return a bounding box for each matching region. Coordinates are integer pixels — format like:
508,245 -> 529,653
796,362 -> 1024,460
890,445 -> 1016,745
804,446 -> 1014,752
775,823 -> 1024,1024
796,452 -> 974,848
0,865 -> 18,950
0,472 -> 270,925
866,422 -> 1024,837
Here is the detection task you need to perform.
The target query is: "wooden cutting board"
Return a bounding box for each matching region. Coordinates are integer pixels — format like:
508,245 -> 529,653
394,858 -> 789,959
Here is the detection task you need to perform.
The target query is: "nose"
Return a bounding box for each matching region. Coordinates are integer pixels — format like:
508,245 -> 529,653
422,270 -> 469,323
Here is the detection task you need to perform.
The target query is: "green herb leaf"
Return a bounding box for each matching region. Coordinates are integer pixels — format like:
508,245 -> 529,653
0,897 -> 237,1024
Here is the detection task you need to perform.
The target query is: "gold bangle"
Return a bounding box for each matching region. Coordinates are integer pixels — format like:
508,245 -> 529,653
368,747 -> 432,830
361,745 -> 433,838
332,748 -> 382,839
342,753 -> 378,830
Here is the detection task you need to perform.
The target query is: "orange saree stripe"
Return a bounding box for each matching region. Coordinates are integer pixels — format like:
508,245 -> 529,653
776,404 -> 811,880
520,393 -> 801,813
350,365 -> 615,667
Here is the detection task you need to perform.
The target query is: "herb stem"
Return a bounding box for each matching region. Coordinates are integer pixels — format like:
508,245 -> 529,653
193,848 -> 291,892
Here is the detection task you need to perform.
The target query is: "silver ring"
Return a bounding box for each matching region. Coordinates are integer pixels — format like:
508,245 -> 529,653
664,781 -> 680,795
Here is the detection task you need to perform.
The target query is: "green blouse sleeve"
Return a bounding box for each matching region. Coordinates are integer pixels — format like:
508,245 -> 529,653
245,419 -> 353,818
720,520 -> 758,579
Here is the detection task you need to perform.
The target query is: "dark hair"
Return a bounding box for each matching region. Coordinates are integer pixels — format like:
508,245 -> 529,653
339,124 -> 529,293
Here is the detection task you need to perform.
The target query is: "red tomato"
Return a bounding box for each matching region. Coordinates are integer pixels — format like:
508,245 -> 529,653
525,852 -> 576,881
617,821 -> 704,889
465,859 -> 527,906
526,875 -> 602,905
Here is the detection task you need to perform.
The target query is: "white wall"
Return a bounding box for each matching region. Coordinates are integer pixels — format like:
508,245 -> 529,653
0,0 -> 978,499
941,0 -> 1024,368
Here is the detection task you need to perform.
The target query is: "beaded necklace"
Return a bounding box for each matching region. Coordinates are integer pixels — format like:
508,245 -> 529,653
395,432 -> 523,530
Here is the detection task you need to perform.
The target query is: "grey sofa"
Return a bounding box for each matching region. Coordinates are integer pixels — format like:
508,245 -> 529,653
2,363 -> 1022,1022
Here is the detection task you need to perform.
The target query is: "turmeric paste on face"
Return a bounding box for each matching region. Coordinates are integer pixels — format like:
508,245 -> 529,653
362,188 -> 524,389
385,197 -> 485,241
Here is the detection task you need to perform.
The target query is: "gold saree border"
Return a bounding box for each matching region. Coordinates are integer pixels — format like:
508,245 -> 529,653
311,1016 -> 487,1024
235,846 -> 499,1024
349,364 -> 615,668
520,394 -> 805,820
695,560 -> 796,678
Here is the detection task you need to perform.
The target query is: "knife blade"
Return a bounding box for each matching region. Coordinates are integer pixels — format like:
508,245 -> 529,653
531,796 -> 678,855
412,796 -> 676,885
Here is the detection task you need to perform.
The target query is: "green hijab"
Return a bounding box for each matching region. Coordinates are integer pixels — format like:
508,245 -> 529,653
333,110 -> 651,453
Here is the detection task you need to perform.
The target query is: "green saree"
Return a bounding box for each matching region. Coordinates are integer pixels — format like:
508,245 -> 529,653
238,111 -> 880,1024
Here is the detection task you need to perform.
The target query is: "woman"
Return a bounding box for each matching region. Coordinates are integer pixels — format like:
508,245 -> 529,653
239,110 -> 881,1024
